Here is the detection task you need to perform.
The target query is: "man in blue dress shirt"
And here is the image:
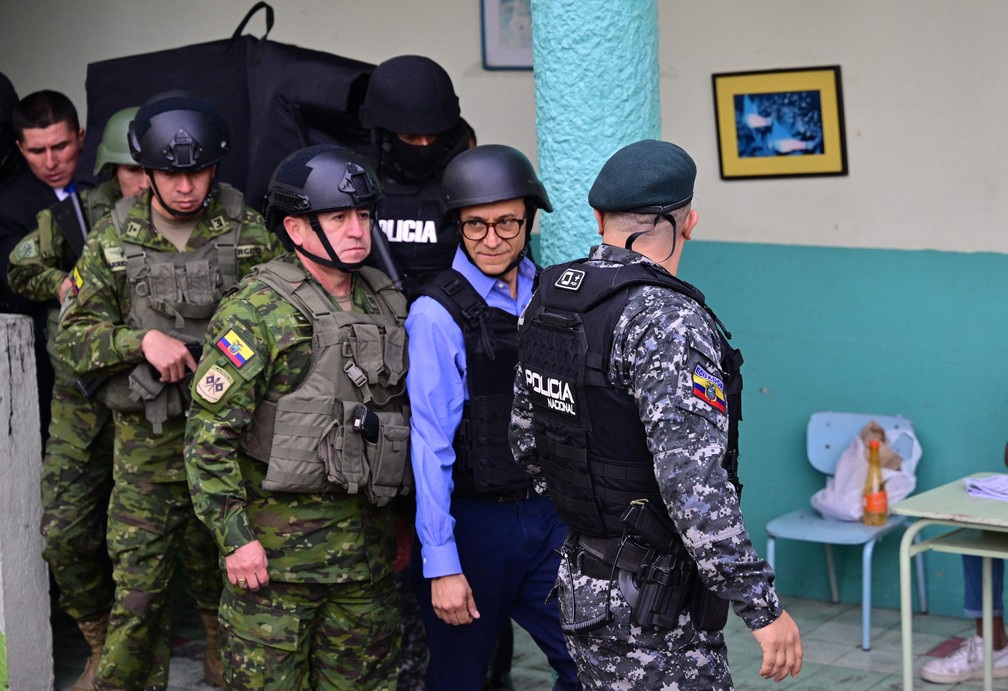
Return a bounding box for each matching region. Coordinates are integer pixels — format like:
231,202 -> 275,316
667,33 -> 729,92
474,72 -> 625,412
406,144 -> 580,690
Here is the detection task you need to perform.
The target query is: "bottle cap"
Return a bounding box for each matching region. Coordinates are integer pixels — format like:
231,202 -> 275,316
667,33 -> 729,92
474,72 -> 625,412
868,440 -> 880,449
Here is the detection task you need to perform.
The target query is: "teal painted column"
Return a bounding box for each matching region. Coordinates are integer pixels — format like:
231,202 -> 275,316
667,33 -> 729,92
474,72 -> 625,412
530,0 -> 661,266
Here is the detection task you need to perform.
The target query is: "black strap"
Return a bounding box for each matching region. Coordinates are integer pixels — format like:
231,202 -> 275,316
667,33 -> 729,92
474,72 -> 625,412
231,1 -> 274,41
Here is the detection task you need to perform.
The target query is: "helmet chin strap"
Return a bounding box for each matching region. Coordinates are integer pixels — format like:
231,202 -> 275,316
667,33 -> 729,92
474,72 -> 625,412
293,212 -> 367,272
145,169 -> 214,220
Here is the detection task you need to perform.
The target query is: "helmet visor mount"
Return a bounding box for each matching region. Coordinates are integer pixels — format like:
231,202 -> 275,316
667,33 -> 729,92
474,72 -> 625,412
293,161 -> 378,273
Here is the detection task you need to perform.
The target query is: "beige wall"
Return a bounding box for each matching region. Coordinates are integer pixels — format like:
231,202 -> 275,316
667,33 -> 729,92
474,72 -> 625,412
3,0 -> 1005,253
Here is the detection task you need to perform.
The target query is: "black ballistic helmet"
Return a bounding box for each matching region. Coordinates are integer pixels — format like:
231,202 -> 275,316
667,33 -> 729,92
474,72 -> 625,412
359,55 -> 460,135
264,145 -> 382,272
128,92 -> 229,172
442,145 -> 551,215
442,145 -> 551,277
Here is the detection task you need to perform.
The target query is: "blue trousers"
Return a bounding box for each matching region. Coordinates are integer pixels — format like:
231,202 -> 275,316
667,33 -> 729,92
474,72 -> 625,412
413,494 -> 580,690
963,555 -> 1005,618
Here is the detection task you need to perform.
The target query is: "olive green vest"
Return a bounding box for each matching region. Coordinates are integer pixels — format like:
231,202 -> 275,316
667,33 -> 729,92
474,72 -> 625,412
241,259 -> 412,506
101,188 -> 244,432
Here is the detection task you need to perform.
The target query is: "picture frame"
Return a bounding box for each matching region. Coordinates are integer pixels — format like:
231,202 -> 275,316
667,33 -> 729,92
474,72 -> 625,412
711,65 -> 847,179
481,0 -> 533,70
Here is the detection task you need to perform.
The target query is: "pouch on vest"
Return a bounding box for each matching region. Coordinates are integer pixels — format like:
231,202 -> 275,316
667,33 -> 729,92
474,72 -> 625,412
101,364 -> 189,432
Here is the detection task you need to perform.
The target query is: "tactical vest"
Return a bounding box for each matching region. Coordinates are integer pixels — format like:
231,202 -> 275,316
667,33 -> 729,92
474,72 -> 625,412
419,269 -> 532,497
240,260 -> 412,506
373,175 -> 458,282
518,259 -> 744,538
101,188 -> 245,432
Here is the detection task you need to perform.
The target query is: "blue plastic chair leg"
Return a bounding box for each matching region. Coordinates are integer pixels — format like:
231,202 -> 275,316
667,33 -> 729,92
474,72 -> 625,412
913,531 -> 928,613
824,544 -> 839,602
861,538 -> 878,650
766,537 -> 776,572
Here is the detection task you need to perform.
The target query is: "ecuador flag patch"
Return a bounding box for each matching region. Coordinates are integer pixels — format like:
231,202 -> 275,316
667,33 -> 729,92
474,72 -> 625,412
692,364 -> 726,413
216,329 -> 254,368
71,267 -> 84,295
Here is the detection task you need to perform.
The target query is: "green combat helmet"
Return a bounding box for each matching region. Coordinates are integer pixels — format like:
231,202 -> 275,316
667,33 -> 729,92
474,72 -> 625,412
94,106 -> 140,177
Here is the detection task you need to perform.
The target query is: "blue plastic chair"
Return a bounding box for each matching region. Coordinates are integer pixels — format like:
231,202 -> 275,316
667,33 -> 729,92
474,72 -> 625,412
765,411 -> 928,650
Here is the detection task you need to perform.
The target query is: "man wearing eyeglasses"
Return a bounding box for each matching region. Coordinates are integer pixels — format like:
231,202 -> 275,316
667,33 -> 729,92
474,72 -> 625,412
406,145 -> 580,690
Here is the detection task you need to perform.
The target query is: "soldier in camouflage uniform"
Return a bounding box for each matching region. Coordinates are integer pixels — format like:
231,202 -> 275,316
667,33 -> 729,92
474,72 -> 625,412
56,93 -> 279,691
184,145 -> 410,690
509,140 -> 803,690
7,106 -> 147,691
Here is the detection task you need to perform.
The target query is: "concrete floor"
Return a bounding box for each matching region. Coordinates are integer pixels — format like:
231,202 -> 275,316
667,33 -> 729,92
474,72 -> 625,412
53,595 -> 1008,690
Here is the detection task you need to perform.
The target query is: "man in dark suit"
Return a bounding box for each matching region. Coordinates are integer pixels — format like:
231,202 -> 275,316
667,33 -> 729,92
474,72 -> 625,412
0,89 -> 86,443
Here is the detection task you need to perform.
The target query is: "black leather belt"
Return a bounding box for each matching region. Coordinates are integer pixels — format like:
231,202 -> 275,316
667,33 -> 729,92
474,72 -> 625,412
572,534 -> 651,580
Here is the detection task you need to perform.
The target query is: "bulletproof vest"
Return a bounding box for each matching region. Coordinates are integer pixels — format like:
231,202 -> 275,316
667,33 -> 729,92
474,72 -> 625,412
240,260 -> 412,506
372,174 -> 458,282
100,189 -> 245,432
418,269 -> 532,496
519,259 -> 744,538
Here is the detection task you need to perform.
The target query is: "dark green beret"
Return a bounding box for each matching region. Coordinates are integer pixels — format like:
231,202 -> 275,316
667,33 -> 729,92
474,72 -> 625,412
588,139 -> 696,212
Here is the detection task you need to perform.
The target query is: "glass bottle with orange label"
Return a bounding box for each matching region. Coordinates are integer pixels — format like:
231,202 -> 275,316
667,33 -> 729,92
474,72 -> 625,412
862,439 -> 888,526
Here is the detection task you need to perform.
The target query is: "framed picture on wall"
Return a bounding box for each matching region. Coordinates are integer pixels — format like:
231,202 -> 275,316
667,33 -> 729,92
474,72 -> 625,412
481,0 -> 533,70
711,65 -> 847,179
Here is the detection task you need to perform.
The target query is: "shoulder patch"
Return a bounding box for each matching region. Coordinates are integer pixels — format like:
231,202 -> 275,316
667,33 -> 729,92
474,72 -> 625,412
195,365 -> 235,404
102,244 -> 126,272
124,220 -> 143,238
14,236 -> 39,260
216,329 -> 255,368
71,267 -> 84,295
692,364 -> 727,413
207,213 -> 229,233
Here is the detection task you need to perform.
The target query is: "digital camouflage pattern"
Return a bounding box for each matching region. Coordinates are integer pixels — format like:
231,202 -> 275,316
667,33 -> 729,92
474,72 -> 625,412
8,180 -> 122,623
219,578 -> 400,690
185,253 -> 401,688
510,244 -> 782,690
55,186 -> 278,690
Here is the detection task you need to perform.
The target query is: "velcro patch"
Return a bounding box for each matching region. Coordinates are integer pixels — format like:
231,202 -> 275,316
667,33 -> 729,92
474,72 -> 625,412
195,365 -> 235,404
216,329 -> 255,368
554,268 -> 585,291
71,267 -> 84,295
14,236 -> 39,260
692,364 -> 726,413
102,244 -> 126,272
235,245 -> 260,259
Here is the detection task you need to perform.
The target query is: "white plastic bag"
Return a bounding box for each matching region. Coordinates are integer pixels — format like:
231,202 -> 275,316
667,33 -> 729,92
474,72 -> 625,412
810,428 -> 921,521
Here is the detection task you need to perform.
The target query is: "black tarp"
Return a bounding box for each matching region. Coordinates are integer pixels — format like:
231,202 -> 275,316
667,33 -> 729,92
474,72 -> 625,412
81,2 -> 374,206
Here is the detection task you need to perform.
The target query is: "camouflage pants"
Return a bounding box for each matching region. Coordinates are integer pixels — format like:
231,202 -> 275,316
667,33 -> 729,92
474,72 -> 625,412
96,427 -> 222,691
556,548 -> 732,691
219,575 -> 401,690
40,378 -> 115,622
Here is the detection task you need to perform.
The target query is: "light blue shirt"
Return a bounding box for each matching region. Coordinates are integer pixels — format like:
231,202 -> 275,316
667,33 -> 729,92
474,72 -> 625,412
406,247 -> 536,578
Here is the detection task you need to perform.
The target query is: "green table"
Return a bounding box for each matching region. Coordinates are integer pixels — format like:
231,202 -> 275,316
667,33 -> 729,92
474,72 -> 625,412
893,472 -> 1008,690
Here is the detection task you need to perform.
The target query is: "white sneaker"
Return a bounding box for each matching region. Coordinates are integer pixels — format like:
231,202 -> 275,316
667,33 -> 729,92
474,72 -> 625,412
920,635 -> 1008,683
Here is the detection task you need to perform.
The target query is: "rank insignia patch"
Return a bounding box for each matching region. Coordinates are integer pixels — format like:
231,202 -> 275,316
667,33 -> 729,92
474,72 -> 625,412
15,237 -> 39,259
692,364 -> 726,413
216,329 -> 254,368
196,365 -> 234,403
71,267 -> 84,295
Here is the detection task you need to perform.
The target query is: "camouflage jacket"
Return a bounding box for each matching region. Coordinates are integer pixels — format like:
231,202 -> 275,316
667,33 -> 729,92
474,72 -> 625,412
8,180 -> 123,378
510,243 -> 782,632
184,253 -> 398,584
55,185 -> 278,382
7,179 -> 122,304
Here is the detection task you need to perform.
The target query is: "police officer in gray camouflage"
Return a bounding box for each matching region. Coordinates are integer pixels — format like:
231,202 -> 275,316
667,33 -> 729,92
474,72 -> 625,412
509,139 -> 802,689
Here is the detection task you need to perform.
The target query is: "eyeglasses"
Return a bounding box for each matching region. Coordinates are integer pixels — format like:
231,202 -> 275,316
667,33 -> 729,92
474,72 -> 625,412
457,216 -> 526,241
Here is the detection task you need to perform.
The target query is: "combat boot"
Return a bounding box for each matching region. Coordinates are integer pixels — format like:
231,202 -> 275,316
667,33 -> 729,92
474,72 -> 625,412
70,612 -> 109,691
200,612 -> 225,688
